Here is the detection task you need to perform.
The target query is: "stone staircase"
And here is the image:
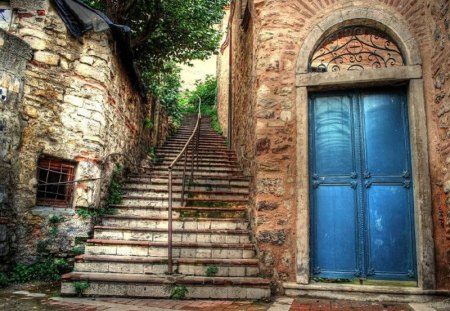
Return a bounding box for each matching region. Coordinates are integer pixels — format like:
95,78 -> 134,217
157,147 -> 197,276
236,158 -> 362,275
61,117 -> 271,299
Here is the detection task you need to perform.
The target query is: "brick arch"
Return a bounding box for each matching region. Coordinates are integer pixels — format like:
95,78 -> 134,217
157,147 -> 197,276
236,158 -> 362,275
296,7 -> 422,74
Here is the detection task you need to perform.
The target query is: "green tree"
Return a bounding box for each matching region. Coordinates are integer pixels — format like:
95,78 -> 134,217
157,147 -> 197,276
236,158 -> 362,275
83,0 -> 228,73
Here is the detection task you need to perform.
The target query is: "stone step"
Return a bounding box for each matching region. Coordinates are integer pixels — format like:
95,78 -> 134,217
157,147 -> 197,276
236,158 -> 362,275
150,170 -> 241,177
110,205 -> 247,218
120,194 -> 247,207
152,162 -> 239,169
122,189 -> 249,199
156,148 -> 235,155
131,177 -> 250,187
157,159 -> 238,167
122,184 -> 249,193
84,239 -> 256,259
151,166 -> 242,173
154,154 -> 235,162
74,256 -> 259,277
93,226 -> 251,243
61,273 -> 271,299
102,215 -> 249,230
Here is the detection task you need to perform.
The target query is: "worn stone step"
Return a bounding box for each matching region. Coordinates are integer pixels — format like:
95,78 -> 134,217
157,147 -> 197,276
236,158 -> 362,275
74,256 -> 259,277
110,205 -> 246,218
93,226 -> 251,243
155,153 -> 237,160
102,215 -> 249,230
152,166 -> 242,174
61,273 -> 271,299
123,191 -> 248,202
152,163 -> 240,170
122,184 -> 249,193
85,239 -> 256,259
150,170 -> 241,177
121,194 -> 248,207
157,159 -> 238,167
137,177 -> 250,187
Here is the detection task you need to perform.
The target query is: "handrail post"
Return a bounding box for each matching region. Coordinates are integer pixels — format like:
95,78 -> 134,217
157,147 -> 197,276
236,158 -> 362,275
181,150 -> 188,207
196,125 -> 200,170
168,168 -> 173,274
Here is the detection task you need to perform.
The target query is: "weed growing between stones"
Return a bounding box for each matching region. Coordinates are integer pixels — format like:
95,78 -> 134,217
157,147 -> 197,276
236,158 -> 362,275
107,164 -> 124,206
205,265 -> 219,277
0,272 -> 8,287
71,245 -> 85,256
168,284 -> 188,299
7,257 -> 70,284
72,281 -> 90,297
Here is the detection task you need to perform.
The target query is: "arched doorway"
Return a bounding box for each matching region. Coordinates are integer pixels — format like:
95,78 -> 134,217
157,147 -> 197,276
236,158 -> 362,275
308,26 -> 416,282
294,8 -> 435,289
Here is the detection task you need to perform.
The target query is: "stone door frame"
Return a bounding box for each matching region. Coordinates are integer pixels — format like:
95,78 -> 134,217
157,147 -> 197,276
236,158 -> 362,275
294,7 -> 435,290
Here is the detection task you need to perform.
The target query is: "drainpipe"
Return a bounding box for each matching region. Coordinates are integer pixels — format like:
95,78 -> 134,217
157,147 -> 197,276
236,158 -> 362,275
227,23 -> 233,150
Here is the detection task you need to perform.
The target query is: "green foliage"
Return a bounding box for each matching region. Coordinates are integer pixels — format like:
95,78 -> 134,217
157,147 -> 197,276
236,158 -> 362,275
36,240 -> 49,253
71,245 -> 85,256
145,61 -> 183,120
49,215 -> 65,224
144,119 -> 154,129
108,164 -> 123,206
76,207 -> 115,219
205,265 -> 219,277
179,76 -> 222,134
9,258 -> 70,283
182,75 -> 217,108
73,281 -> 90,297
169,284 -> 188,299
80,0 -> 105,11
0,272 -> 8,287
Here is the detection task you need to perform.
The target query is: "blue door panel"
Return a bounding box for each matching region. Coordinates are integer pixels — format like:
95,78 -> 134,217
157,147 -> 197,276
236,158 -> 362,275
312,185 -> 358,277
366,185 -> 415,279
361,93 -> 409,177
310,89 -> 416,282
313,95 -> 354,176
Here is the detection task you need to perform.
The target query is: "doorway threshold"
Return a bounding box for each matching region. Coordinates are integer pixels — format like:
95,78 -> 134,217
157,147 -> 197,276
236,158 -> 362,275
283,282 -> 449,303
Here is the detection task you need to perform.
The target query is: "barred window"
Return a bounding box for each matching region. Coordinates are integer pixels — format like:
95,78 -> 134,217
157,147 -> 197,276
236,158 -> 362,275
36,157 -> 76,208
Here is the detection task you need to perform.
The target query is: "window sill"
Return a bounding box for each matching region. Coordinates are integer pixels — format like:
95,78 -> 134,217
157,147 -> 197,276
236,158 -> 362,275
32,206 -> 75,217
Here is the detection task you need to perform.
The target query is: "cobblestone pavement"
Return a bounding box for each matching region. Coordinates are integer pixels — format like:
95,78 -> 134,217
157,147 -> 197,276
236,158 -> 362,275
0,283 -> 449,311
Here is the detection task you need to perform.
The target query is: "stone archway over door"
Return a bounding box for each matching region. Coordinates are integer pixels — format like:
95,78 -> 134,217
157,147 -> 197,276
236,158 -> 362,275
293,7 -> 435,290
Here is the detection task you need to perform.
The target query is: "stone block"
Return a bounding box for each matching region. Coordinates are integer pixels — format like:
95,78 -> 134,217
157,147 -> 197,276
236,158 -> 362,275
11,0 -> 49,11
257,229 -> 286,245
256,178 -> 285,196
34,51 -> 60,65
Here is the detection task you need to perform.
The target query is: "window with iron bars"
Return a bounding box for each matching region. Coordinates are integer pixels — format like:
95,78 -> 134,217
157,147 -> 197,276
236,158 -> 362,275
36,157 -> 76,208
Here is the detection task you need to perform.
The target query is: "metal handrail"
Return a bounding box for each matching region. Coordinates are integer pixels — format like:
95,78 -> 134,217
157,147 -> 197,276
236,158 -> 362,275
167,98 -> 202,274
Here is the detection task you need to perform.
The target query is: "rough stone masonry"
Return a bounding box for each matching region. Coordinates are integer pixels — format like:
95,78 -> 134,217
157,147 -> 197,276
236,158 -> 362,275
0,0 -> 169,270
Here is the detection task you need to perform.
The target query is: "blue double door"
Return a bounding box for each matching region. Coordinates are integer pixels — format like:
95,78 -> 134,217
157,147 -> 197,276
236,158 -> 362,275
309,89 -> 416,281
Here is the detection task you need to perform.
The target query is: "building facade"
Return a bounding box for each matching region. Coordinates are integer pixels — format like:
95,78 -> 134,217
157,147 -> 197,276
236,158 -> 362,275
0,0 -> 169,270
218,0 -> 450,294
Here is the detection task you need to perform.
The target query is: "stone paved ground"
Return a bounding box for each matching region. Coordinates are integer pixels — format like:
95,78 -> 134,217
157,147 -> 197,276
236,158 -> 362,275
0,283 -> 448,311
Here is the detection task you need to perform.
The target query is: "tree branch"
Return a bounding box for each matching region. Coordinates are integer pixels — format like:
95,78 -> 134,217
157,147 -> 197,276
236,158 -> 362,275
130,0 -> 162,49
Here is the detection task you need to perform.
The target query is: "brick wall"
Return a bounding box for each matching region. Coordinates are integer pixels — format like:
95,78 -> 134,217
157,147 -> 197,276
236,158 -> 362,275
224,0 -> 450,290
0,3 -> 169,265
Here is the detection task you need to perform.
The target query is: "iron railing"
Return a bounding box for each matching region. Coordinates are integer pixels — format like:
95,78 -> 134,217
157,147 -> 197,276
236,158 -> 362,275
167,98 -> 202,274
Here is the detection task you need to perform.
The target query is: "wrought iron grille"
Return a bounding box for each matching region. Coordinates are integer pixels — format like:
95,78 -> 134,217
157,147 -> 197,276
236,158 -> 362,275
37,157 -> 76,208
309,26 -> 405,72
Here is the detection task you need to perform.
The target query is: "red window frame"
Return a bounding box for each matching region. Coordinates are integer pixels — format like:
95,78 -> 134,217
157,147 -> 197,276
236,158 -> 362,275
36,157 -> 76,208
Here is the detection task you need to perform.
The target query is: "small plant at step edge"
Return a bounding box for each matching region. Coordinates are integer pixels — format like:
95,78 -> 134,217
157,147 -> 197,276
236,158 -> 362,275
168,284 -> 188,299
205,265 -> 219,277
73,281 -> 90,297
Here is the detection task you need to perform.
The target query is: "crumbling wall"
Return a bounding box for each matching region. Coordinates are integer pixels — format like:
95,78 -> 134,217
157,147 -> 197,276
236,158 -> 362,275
0,29 -> 32,270
1,1 -> 169,264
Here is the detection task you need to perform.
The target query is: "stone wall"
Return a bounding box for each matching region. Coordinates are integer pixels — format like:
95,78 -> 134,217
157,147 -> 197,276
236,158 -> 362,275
0,29 -> 32,270
0,2 -> 169,265
428,0 -> 450,291
216,7 -> 230,136
223,0 -> 450,290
